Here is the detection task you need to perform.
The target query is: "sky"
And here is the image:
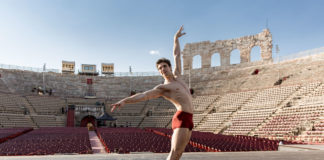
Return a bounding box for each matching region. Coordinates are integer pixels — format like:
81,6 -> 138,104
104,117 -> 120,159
0,0 -> 324,73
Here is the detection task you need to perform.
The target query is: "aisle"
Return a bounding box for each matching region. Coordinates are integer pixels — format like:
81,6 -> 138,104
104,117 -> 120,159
89,131 -> 107,154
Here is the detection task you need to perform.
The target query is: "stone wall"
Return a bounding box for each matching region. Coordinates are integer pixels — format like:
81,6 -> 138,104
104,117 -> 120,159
1,52 -> 324,98
182,29 -> 272,72
0,69 -> 163,98
185,52 -> 324,95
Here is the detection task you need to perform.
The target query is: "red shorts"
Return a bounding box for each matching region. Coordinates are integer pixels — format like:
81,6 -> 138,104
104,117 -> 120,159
172,111 -> 194,130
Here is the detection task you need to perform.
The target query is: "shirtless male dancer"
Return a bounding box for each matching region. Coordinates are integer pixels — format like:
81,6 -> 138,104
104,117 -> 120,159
111,26 -> 193,160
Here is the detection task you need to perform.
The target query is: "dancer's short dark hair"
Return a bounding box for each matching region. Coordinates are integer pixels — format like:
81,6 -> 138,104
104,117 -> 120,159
156,58 -> 171,68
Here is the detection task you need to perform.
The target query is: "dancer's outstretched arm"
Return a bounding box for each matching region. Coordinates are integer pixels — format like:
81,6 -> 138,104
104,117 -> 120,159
173,25 -> 186,77
111,85 -> 164,112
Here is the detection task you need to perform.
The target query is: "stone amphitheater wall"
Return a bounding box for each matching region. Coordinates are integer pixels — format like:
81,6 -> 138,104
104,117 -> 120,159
185,52 -> 324,95
0,69 -> 163,98
1,52 -> 324,97
182,29 -> 273,72
1,50 -> 324,98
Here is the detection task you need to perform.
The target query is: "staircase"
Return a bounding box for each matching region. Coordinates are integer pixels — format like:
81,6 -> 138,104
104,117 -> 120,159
137,116 -> 146,128
250,84 -> 317,136
22,96 -> 37,115
0,78 -> 10,93
89,131 -> 107,154
214,91 -> 258,134
214,111 -> 237,134
249,86 -> 302,135
194,97 -> 220,129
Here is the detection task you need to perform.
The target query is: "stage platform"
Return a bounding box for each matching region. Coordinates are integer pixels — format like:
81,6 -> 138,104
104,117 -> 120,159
1,145 -> 323,160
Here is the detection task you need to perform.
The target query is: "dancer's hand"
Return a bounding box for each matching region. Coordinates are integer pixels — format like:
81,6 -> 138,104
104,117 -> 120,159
174,25 -> 186,39
111,100 -> 125,112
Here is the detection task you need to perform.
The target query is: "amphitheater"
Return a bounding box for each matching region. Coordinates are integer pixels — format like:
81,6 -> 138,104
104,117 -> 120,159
0,29 -> 324,160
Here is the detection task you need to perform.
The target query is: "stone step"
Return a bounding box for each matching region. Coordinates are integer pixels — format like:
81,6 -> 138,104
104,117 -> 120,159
88,131 -> 107,154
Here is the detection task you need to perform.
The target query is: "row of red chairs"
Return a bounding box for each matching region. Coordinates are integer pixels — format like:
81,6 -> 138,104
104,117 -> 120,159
0,127 -> 92,156
148,128 -> 279,152
0,128 -> 32,144
96,128 -> 203,153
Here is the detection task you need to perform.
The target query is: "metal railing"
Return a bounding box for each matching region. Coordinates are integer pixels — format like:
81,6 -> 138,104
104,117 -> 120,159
0,63 -> 59,73
0,63 -> 160,77
105,72 -> 160,77
2,47 -> 323,77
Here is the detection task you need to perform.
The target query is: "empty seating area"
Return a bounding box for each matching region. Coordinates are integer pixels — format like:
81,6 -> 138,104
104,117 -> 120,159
193,113 -> 207,128
115,116 -> 143,127
256,104 -> 324,138
215,91 -> 257,112
192,95 -> 219,113
298,96 -> 324,106
26,96 -> 66,115
0,128 -> 32,144
0,93 -> 26,114
97,128 -> 171,153
150,128 -> 278,152
223,109 -> 275,135
298,135 -> 324,144
97,128 -> 202,153
109,95 -> 222,130
31,115 -> 65,127
242,85 -> 299,110
140,115 -> 173,128
190,132 -> 278,152
308,119 -> 324,135
0,79 -> 10,93
147,98 -> 176,115
309,83 -> 324,97
111,101 -> 147,116
1,54 -> 324,151
67,98 -> 104,105
0,113 -> 35,128
195,112 -> 232,133
300,118 -> 324,144
0,127 -> 92,155
294,82 -> 321,99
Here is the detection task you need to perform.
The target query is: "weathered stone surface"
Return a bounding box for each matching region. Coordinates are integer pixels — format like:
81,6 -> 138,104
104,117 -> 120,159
182,29 -> 273,70
0,69 -> 163,99
1,51 -> 324,98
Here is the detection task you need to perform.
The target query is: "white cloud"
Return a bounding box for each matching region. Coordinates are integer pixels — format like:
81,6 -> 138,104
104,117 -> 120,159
149,50 -> 160,55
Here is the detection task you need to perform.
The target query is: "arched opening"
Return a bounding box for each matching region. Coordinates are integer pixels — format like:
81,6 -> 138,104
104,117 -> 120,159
192,55 -> 202,69
81,115 -> 96,128
211,53 -> 221,67
250,46 -> 261,62
230,49 -> 240,65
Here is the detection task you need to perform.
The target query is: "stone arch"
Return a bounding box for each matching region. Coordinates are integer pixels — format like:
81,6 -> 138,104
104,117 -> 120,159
182,29 -> 272,72
80,115 -> 96,127
250,46 -> 262,62
211,53 -> 221,67
192,55 -> 202,69
230,49 -> 240,65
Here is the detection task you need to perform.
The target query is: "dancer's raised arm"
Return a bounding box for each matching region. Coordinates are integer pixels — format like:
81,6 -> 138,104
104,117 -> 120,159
173,25 -> 186,77
110,85 -> 164,112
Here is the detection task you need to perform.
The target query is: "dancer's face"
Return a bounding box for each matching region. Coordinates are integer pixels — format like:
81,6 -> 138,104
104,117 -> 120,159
157,62 -> 172,77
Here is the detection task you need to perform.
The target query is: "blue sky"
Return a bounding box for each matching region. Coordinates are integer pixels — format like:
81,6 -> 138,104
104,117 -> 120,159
0,0 -> 324,72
